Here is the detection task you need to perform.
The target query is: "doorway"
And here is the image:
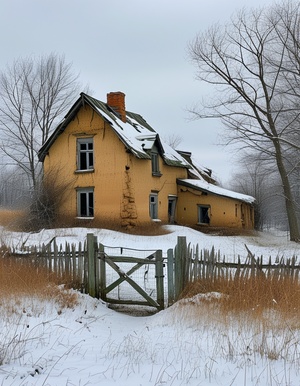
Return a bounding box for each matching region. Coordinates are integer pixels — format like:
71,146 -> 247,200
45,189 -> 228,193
168,196 -> 177,224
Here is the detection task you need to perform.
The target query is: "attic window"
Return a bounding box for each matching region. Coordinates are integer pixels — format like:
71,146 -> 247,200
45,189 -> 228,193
77,138 -> 94,171
151,147 -> 162,177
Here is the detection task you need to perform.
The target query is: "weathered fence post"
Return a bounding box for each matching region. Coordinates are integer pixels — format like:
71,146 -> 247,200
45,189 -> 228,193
167,248 -> 174,306
174,236 -> 187,301
155,249 -> 164,310
99,243 -> 106,301
94,236 -> 99,298
87,233 -> 98,298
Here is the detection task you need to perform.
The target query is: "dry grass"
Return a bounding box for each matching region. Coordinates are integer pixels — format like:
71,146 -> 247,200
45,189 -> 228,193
181,275 -> 300,322
0,208 -> 170,235
1,209 -> 255,237
0,208 -> 27,230
0,257 -> 78,310
54,216 -> 171,236
190,224 -> 257,236
176,276 -> 300,368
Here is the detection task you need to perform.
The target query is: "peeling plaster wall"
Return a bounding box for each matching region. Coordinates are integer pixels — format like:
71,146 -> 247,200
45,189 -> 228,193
176,187 -> 254,229
43,104 -> 254,229
43,105 -> 188,225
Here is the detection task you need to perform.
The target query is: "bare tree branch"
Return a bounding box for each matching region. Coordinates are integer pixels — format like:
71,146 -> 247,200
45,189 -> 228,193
0,53 -> 82,189
189,1 -> 300,241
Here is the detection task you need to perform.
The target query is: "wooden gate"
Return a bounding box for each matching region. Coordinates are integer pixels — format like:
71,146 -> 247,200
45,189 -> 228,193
86,234 -> 165,310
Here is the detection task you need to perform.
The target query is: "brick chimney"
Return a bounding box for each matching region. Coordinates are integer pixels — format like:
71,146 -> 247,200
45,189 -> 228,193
107,92 -> 126,122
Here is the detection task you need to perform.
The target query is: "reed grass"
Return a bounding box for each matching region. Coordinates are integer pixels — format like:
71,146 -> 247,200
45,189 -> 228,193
0,256 -> 78,310
181,274 -> 300,322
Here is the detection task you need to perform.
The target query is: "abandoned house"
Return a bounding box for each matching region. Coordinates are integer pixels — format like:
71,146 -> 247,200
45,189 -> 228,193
38,91 -> 255,229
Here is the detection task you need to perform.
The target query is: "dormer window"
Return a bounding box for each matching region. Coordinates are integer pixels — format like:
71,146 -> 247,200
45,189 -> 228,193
77,138 -> 94,171
151,146 -> 162,177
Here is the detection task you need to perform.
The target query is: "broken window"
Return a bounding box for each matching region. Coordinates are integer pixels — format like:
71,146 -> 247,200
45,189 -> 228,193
198,205 -> 210,225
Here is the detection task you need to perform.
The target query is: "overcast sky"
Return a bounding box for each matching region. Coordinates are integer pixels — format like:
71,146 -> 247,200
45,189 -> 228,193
0,0 -> 276,185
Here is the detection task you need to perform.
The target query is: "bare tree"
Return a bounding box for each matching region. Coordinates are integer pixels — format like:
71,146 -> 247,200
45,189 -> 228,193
0,53 -> 82,190
27,167 -> 75,230
229,154 -> 287,230
0,166 -> 30,208
163,133 -> 183,149
189,1 -> 300,241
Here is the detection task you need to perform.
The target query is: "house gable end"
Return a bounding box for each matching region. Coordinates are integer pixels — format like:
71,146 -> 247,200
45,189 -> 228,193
38,92 -> 197,172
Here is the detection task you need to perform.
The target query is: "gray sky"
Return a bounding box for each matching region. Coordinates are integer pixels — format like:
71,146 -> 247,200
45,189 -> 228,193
0,0 -> 276,185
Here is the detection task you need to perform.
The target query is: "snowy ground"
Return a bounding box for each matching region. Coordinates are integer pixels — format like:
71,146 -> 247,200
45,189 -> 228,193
1,225 -> 300,385
1,224 -> 299,261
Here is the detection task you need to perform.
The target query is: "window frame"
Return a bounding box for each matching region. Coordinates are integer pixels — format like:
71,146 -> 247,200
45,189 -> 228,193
149,193 -> 158,220
197,205 -> 210,225
150,146 -> 162,177
168,196 -> 177,224
77,137 -> 94,171
77,187 -> 94,218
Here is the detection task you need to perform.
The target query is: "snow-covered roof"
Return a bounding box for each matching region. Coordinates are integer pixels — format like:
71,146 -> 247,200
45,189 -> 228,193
39,93 -> 191,169
38,92 -> 255,205
175,150 -> 216,183
177,179 -> 255,204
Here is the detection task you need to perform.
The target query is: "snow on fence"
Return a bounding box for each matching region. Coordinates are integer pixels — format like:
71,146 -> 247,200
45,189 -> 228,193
7,235 -> 300,308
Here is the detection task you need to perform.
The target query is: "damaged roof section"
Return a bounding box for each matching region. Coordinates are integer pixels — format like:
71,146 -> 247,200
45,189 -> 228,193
177,179 -> 255,204
83,93 -> 191,168
38,92 -> 200,171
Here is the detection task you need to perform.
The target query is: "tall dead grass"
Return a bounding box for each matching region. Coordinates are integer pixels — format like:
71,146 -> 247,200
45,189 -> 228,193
0,208 -> 170,235
181,275 -> 300,322
0,257 -> 78,311
176,275 -> 300,367
0,209 -> 27,230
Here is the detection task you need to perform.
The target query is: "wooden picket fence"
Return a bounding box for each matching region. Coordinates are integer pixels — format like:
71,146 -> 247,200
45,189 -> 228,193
8,234 -> 300,309
11,239 -> 88,293
11,233 -> 165,309
169,236 -> 300,304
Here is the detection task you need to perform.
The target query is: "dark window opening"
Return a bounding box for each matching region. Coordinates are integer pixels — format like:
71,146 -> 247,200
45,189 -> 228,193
198,205 -> 210,224
168,197 -> 177,224
77,138 -> 94,170
78,189 -> 94,217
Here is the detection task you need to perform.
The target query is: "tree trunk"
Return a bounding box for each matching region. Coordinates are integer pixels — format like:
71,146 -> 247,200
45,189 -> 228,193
274,139 -> 300,241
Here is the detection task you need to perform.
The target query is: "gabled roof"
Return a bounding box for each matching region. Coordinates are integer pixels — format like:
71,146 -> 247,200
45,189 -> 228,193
177,179 -> 255,204
176,150 -> 216,183
38,92 -> 191,170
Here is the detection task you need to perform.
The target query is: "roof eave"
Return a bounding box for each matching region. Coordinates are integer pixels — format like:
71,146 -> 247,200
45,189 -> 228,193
38,95 -> 87,162
177,179 -> 255,204
163,158 -> 190,168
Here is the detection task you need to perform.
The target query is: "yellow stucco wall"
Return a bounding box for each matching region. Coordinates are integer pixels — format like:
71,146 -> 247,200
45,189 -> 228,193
43,104 -> 254,229
127,155 -> 187,224
44,105 -> 126,223
43,105 -> 188,225
177,186 -> 254,229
